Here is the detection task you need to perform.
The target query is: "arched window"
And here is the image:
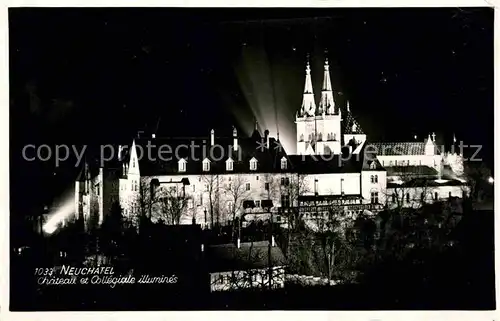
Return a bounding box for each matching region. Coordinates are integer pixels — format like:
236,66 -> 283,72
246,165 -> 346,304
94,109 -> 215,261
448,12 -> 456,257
327,133 -> 331,141
333,133 -> 337,141
318,132 -> 323,141
299,134 -> 304,142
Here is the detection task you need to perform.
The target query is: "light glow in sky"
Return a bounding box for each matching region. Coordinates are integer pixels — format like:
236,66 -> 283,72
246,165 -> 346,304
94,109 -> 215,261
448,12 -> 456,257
43,194 -> 75,235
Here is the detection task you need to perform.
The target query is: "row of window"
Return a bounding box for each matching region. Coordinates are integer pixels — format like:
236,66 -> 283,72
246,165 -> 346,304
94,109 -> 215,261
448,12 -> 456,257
298,133 -> 338,142
179,157 -> 289,172
213,272 -> 270,285
382,159 -> 434,167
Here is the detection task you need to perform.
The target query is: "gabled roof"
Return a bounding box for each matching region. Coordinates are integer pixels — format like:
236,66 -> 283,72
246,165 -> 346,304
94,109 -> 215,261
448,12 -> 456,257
368,142 -> 426,156
206,240 -> 286,273
385,165 -> 438,177
127,135 -> 292,176
288,154 -> 364,174
369,139 -> 441,156
343,110 -> 364,134
357,140 -> 386,171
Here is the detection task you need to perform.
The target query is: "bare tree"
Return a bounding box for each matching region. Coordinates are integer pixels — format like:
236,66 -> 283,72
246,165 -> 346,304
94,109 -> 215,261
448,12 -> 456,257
311,201 -> 349,283
201,174 -> 221,228
156,185 -> 191,225
261,173 -> 280,202
209,242 -> 286,292
462,161 -> 491,205
382,171 -> 435,222
282,174 -> 310,256
125,178 -> 154,228
126,178 -> 191,227
222,175 -> 250,238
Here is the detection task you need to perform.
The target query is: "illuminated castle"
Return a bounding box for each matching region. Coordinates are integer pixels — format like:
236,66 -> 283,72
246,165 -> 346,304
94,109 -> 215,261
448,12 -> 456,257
71,56 -> 468,233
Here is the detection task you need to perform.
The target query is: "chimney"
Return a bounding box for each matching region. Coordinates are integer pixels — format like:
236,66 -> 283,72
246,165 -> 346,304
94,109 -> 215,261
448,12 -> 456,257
233,126 -> 238,151
271,235 -> 275,247
118,145 -> 124,160
264,130 -> 270,148
201,244 -> 204,252
237,238 -> 241,249
210,129 -> 215,146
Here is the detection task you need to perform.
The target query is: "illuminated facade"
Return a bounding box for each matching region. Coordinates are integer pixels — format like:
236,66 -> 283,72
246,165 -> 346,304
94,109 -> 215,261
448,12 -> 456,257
74,56 -> 468,232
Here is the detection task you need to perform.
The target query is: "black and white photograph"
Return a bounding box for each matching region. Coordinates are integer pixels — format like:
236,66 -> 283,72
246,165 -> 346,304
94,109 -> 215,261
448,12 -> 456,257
8,7 -> 495,311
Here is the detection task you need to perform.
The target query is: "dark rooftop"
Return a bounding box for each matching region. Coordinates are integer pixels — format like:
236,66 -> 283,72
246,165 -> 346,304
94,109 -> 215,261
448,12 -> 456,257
205,240 -> 286,273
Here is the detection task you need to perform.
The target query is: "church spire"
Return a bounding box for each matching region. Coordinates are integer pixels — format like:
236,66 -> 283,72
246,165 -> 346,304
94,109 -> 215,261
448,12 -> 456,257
318,56 -> 335,115
299,55 -> 316,117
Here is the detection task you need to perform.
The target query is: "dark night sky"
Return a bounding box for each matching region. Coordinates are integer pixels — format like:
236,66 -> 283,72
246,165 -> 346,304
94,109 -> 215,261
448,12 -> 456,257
9,8 -> 494,212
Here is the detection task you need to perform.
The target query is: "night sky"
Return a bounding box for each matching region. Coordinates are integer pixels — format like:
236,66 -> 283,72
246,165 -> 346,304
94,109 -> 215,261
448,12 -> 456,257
9,8 -> 494,213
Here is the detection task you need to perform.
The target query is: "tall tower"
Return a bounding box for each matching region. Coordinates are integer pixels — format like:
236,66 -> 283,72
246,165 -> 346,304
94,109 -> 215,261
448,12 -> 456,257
296,56 -> 342,155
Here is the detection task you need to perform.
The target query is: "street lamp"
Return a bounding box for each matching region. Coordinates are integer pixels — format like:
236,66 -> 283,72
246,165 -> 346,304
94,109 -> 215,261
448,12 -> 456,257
488,176 -> 494,184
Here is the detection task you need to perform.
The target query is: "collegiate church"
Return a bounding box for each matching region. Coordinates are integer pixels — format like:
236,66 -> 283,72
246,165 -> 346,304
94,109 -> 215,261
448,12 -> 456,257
74,57 -> 468,231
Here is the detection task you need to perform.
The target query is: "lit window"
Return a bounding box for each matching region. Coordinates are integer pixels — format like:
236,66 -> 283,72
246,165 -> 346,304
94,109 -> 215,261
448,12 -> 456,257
281,157 -> 287,170
370,192 -> 378,204
281,195 -> 291,208
249,158 -> 258,171
226,158 -> 233,171
203,158 -> 210,172
178,159 -> 186,172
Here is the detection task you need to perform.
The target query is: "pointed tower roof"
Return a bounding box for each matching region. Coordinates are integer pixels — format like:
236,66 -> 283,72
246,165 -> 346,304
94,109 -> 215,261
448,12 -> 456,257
251,120 -> 262,141
343,101 -> 364,134
299,56 -> 316,117
76,159 -> 91,181
319,57 -> 335,115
